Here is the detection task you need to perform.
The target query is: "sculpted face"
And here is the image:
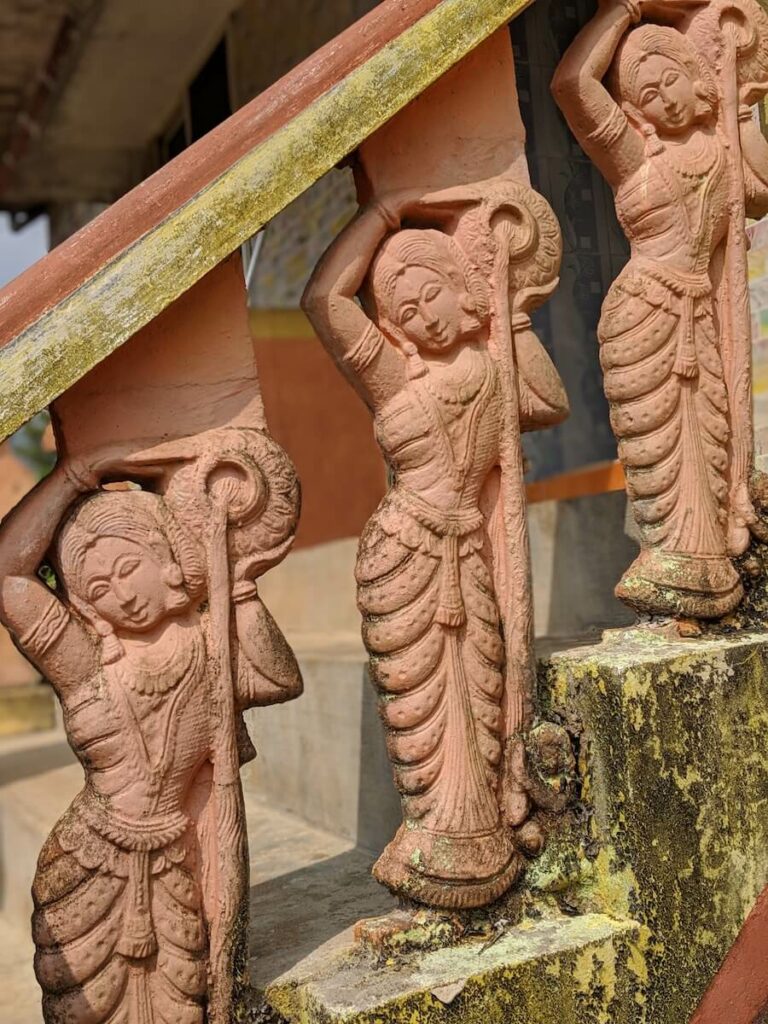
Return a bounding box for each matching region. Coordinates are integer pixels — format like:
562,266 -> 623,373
633,55 -> 698,136
390,265 -> 468,353
80,536 -> 174,633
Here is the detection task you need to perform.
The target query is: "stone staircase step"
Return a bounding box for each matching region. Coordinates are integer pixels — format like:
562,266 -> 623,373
264,912 -> 644,1024
0,916 -> 40,1024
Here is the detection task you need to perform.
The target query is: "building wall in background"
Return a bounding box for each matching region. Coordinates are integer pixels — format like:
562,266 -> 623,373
511,0 -> 625,480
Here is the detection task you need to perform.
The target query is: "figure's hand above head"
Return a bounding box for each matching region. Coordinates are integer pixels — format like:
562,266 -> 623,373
89,445 -> 170,485
61,454 -> 99,493
635,0 -> 708,18
59,445 -> 167,495
374,189 -> 428,230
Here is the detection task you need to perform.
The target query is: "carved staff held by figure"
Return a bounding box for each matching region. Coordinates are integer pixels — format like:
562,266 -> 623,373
0,425 -> 301,1024
553,0 -> 768,621
303,181 -> 568,910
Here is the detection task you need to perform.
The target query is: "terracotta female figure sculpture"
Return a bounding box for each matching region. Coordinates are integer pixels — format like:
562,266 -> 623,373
0,428 -> 301,1023
303,183 -> 569,908
553,0 -> 768,619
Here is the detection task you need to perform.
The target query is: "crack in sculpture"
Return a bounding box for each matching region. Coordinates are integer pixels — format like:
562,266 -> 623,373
0,425 -> 302,1024
303,178 -> 572,910
553,0 -> 768,620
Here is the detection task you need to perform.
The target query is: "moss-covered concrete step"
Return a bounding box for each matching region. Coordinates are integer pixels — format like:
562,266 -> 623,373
263,913 -> 644,1024
538,626 -> 768,1024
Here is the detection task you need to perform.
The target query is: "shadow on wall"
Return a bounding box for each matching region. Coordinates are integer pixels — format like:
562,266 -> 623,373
242,649 -> 401,856
530,491 -> 639,638
356,676 -> 402,854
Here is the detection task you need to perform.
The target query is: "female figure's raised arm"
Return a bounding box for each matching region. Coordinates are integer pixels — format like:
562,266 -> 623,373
551,0 -> 645,187
0,462 -> 98,692
302,201 -> 406,410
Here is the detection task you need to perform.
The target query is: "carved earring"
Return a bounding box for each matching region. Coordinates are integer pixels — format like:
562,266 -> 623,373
402,341 -> 427,380
459,292 -> 481,334
69,592 -> 123,663
693,84 -> 713,122
94,620 -> 123,664
641,122 -> 664,157
163,563 -> 184,587
164,562 -> 189,611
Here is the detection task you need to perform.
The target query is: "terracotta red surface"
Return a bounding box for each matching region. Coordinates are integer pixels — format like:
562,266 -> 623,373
0,258 -> 303,1022
253,334 -> 386,549
303,31 -> 572,912
690,886 -> 768,1024
0,0 -> 443,351
552,0 -> 768,620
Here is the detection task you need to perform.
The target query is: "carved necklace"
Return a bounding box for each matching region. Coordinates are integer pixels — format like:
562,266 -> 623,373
655,132 -> 724,249
416,349 -> 495,487
117,621 -> 202,697
660,132 -> 721,182
423,347 -> 487,407
109,625 -> 206,804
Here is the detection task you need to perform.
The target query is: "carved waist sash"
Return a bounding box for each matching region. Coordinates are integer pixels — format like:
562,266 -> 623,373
391,486 -> 484,628
632,258 -> 712,380
79,788 -> 193,959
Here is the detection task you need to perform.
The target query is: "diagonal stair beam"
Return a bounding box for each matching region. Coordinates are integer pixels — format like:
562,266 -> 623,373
0,0 -> 533,443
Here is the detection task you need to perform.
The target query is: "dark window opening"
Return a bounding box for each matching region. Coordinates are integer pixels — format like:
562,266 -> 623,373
189,39 -> 231,143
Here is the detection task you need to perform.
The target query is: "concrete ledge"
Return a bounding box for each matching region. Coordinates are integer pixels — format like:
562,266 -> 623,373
0,684 -> 56,738
539,626 -> 768,1023
264,913 -> 643,1024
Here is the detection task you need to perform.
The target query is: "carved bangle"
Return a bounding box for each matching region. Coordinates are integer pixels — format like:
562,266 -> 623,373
63,461 -> 97,492
619,0 -> 641,23
738,103 -> 754,124
374,202 -> 400,233
232,579 -> 259,603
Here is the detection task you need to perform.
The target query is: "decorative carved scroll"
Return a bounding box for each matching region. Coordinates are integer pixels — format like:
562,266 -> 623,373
0,258 -> 302,1023
553,0 -> 768,619
303,29 -> 570,907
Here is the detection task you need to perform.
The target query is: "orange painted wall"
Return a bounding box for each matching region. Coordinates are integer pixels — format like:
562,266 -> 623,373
252,317 -> 386,549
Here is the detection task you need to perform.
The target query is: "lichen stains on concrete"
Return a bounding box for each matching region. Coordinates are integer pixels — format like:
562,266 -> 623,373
262,627 -> 768,1023
539,627 -> 768,1024
266,914 -> 643,1024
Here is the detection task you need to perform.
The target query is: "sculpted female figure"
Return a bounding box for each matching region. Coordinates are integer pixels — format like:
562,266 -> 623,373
553,0 -> 768,618
303,189 -> 569,908
0,439 -> 301,1023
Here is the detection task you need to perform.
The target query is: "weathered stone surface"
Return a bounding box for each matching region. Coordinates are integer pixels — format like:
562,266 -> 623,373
262,627 -> 768,1023
303,25 -> 570,912
552,0 -> 768,619
538,627 -> 768,1023
265,913 -> 642,1024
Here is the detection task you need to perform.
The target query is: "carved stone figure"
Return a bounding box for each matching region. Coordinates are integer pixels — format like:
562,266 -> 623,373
303,177 -> 569,908
553,0 -> 768,619
0,261 -> 302,1023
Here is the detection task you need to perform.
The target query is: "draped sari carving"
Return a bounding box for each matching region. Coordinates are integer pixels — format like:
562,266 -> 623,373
553,0 -> 768,618
0,258 -> 302,1024
303,180 -> 570,909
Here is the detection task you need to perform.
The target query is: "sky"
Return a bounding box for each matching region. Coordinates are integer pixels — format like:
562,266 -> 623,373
0,212 -> 48,289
